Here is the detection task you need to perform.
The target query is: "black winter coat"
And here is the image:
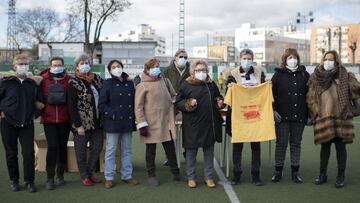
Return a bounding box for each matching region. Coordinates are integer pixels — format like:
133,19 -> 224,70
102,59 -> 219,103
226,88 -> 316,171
271,66 -> 310,123
0,72 -> 42,127
176,77 -> 224,149
98,73 -> 136,133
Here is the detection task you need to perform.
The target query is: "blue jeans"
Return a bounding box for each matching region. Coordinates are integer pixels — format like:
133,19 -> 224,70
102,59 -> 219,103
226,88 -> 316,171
104,132 -> 133,181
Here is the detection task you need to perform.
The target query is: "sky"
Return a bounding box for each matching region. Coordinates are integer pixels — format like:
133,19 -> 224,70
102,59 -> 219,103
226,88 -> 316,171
0,0 -> 359,55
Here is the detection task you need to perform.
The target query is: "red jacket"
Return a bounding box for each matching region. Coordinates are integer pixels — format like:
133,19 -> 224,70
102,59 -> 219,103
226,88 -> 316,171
40,68 -> 71,124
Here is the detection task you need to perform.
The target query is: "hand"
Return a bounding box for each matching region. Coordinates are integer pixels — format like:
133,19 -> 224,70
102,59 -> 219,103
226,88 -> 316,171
77,126 -> 85,136
274,111 -> 282,123
35,101 -> 45,110
139,126 -> 149,137
306,118 -> 314,126
0,112 -> 5,118
190,98 -> 197,107
217,98 -> 224,109
227,82 -> 235,88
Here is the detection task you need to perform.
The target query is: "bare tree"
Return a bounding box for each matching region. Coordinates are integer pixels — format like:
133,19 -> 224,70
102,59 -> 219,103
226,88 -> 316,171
66,0 -> 132,62
15,7 -> 85,58
59,14 -> 84,42
349,31 -> 359,66
17,7 -> 59,44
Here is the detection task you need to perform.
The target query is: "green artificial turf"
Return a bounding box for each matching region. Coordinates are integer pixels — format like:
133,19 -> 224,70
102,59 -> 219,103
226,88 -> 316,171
0,119 -> 359,203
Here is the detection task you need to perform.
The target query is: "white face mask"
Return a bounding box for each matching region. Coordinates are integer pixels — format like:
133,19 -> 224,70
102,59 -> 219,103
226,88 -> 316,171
323,60 -> 335,71
110,67 -> 123,77
286,58 -> 298,71
195,72 -> 207,81
16,65 -> 29,75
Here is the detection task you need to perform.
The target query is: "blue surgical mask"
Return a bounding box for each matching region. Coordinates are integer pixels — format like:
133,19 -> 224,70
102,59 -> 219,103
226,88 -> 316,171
16,65 -> 29,75
50,66 -> 64,74
241,59 -> 252,69
149,67 -> 161,78
177,58 -> 187,67
79,64 -> 91,74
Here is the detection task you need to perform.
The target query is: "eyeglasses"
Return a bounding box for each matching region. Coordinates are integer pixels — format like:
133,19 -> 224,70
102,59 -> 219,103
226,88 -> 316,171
179,56 -> 188,59
194,69 -> 207,73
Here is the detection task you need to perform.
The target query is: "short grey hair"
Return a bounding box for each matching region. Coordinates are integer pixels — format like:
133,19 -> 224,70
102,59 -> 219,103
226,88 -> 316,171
190,59 -> 208,75
174,49 -> 187,58
74,53 -> 91,67
239,48 -> 254,60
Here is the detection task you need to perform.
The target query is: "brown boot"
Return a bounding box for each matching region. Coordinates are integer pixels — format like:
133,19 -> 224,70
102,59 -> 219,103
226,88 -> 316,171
104,180 -> 113,189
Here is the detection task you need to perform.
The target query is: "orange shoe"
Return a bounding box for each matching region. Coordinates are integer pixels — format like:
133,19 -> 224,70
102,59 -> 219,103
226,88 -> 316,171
104,180 -> 113,189
188,180 -> 197,188
122,178 -> 139,185
204,179 -> 216,188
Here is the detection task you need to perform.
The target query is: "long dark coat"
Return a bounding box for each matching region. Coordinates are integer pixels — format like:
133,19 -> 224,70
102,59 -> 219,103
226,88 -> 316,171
176,77 -> 224,149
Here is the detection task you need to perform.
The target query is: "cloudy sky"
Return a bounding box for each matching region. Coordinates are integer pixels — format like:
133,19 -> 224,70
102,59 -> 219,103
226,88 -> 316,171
0,0 -> 359,55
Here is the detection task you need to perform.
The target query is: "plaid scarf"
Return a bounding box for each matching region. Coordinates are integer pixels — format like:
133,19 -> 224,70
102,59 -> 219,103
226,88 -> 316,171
309,65 -> 351,119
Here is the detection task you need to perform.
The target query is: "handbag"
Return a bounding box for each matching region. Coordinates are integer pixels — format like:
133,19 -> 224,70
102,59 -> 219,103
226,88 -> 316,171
351,98 -> 360,117
47,83 -> 66,105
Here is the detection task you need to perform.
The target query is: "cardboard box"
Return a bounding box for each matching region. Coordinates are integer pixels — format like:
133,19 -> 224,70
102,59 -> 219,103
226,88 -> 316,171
34,133 -> 47,172
35,132 -> 88,172
99,140 -> 121,173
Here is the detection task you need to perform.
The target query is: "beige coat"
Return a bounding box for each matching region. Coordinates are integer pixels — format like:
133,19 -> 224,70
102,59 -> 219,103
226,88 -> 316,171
135,73 -> 177,144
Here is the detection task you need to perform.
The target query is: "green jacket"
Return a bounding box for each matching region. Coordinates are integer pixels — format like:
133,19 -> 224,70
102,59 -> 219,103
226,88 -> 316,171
161,60 -> 190,93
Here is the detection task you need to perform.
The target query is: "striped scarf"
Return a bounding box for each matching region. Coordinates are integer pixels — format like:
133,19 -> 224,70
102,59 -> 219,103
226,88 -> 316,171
309,65 -> 351,119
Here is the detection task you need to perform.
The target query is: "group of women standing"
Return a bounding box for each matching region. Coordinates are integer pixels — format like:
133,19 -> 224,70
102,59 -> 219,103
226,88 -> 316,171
270,48 -> 360,188
1,47 -> 359,193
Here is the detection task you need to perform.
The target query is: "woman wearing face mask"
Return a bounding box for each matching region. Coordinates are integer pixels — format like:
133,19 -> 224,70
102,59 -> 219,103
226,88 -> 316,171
39,57 -> 71,190
134,58 -> 180,186
67,54 -> 103,186
307,50 -> 360,188
98,60 -> 138,189
0,54 -> 43,193
226,48 -> 266,186
176,60 -> 224,188
271,48 -> 310,183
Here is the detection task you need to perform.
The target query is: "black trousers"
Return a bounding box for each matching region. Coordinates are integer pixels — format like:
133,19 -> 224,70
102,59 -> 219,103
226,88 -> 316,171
320,137 -> 347,173
233,142 -> 261,176
74,129 -> 103,179
43,123 -> 71,179
274,122 -> 305,169
146,140 -> 179,177
1,118 -> 35,183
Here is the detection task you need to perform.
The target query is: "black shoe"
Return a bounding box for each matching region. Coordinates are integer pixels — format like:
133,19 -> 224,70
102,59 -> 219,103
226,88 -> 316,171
231,172 -> 241,185
163,160 -> 169,166
173,174 -> 181,181
335,176 -> 345,188
183,151 -> 186,159
271,171 -> 282,183
252,178 -> 264,186
57,176 -> 65,186
252,171 -> 264,186
10,180 -> 20,192
46,179 -> 55,190
231,177 -> 240,185
315,173 -> 327,185
25,183 -> 37,193
292,171 -> 302,183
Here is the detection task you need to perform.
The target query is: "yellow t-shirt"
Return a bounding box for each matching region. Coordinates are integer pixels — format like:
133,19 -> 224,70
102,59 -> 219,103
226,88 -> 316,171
224,82 -> 276,143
